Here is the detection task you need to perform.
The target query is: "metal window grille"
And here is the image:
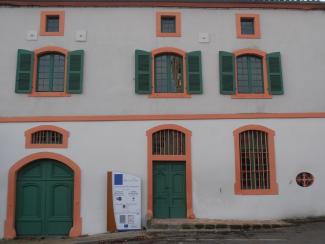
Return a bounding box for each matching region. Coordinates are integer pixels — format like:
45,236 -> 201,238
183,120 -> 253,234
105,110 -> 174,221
31,130 -> 63,145
152,129 -> 185,155
239,130 -> 270,190
161,16 -> 176,33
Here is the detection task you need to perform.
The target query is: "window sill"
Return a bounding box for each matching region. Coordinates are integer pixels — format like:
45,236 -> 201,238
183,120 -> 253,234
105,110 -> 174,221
149,93 -> 191,98
237,34 -> 260,39
156,33 -> 181,37
231,93 -> 272,99
235,183 -> 278,195
26,144 -> 67,149
29,92 -> 70,97
39,31 -> 64,36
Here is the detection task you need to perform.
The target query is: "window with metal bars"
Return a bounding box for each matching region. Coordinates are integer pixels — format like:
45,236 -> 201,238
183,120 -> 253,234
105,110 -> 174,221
31,130 -> 63,145
152,129 -> 185,155
239,130 -> 270,190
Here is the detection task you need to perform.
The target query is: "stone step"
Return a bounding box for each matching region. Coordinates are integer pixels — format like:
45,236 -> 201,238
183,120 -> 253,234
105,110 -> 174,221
148,218 -> 292,231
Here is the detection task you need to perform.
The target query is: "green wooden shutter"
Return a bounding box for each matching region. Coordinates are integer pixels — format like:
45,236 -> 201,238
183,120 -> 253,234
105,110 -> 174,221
186,51 -> 202,94
67,50 -> 84,94
135,50 -> 151,94
267,52 -> 283,95
219,51 -> 235,95
15,49 -> 33,93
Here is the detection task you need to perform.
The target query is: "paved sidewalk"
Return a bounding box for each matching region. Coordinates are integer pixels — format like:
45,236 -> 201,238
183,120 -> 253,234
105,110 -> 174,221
0,218 -> 294,243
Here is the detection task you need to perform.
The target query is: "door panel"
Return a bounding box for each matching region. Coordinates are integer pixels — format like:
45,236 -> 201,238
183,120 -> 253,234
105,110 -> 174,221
153,161 -> 186,218
16,159 -> 73,236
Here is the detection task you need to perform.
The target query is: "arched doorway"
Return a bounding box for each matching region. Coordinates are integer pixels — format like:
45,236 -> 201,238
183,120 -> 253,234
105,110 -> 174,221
16,159 -> 73,236
147,124 -> 194,219
4,152 -> 81,239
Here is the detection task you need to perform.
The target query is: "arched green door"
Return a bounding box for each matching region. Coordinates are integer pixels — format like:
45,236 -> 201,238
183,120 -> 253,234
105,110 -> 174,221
15,159 -> 74,236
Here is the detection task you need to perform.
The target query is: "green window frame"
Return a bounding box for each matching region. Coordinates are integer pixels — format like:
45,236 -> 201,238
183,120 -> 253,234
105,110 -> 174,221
154,54 -> 183,93
236,55 -> 264,94
37,53 -> 65,92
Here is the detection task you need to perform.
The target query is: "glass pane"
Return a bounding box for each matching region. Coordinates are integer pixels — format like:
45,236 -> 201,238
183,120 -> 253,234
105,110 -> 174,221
241,18 -> 254,35
250,56 -> 264,93
161,16 -> 176,33
46,16 -> 60,32
37,55 -> 51,92
237,56 -> 250,93
155,54 -> 183,93
52,54 -> 65,92
37,53 -> 65,92
237,55 -> 263,94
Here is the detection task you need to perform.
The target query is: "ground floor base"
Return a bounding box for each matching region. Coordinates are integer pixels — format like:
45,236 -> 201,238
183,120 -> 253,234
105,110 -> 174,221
0,117 -> 324,238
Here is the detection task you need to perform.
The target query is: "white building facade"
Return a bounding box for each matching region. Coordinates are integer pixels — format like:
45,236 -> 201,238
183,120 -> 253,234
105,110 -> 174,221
0,0 -> 325,239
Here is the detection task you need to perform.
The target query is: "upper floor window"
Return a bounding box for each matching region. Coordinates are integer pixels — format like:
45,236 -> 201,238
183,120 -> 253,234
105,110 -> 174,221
37,53 -> 65,92
135,48 -> 202,98
15,46 -> 84,96
155,54 -> 183,93
219,49 -> 283,98
236,14 -> 260,39
40,11 -> 65,36
237,55 -> 263,94
233,125 -> 278,195
25,125 -> 69,148
156,12 -> 181,37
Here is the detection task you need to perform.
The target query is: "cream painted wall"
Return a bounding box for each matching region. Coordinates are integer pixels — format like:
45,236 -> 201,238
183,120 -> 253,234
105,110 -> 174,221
0,7 -> 325,116
0,118 -> 325,237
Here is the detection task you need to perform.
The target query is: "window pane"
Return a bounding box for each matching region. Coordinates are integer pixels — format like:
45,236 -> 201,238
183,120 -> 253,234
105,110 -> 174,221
241,18 -> 254,35
161,16 -> 176,33
46,16 -> 60,32
52,54 -> 65,92
37,53 -> 65,92
237,55 -> 263,94
155,54 -> 183,93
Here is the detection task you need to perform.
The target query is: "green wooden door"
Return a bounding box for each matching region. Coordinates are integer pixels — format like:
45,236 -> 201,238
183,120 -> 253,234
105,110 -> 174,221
16,159 -> 73,236
153,161 -> 186,218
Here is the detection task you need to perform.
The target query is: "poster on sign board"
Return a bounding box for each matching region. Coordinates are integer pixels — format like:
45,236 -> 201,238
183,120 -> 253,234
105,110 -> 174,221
107,171 -> 141,231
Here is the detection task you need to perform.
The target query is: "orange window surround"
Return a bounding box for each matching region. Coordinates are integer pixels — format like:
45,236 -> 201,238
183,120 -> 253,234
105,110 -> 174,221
236,14 -> 260,39
25,125 -> 69,148
156,12 -> 181,37
232,49 -> 271,99
40,11 -> 65,36
233,125 -> 278,195
30,46 -> 70,97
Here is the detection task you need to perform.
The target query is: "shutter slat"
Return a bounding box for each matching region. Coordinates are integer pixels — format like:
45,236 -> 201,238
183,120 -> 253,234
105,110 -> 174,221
219,51 -> 235,95
15,49 -> 33,93
135,50 -> 152,94
67,50 -> 84,94
267,52 -> 283,95
186,51 -> 202,94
